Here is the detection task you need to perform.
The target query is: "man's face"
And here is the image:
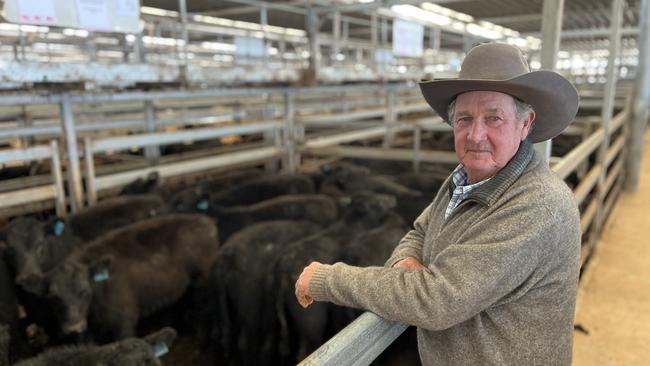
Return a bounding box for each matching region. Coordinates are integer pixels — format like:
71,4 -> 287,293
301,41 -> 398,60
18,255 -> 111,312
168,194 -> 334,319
452,91 -> 534,183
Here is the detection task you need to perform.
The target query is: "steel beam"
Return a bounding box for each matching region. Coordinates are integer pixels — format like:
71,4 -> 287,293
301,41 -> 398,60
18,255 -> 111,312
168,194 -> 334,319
60,93 -> 84,213
535,0 -> 565,163
625,0 -> 650,191
592,0 -> 624,241
298,312 -> 407,366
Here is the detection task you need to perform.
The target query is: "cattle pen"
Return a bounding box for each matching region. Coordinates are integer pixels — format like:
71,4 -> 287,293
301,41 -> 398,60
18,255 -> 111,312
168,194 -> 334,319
1,0 -> 649,365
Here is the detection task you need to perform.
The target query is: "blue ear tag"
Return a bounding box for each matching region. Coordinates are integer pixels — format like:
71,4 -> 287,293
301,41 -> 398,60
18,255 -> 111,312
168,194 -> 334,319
53,220 -> 65,236
153,342 -> 169,357
93,268 -> 110,282
196,199 -> 209,211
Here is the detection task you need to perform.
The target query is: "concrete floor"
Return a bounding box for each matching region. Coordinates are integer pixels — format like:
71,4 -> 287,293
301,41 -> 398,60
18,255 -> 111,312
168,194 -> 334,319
573,131 -> 650,365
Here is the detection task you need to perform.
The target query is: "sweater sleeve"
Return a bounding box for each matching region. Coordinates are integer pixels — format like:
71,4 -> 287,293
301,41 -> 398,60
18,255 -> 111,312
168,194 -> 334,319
310,199 -> 565,331
384,203 -> 433,268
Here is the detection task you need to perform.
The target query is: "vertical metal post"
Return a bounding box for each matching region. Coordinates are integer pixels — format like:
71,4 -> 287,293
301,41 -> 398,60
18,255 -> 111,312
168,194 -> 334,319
535,0 -> 565,163
83,138 -> 98,206
49,140 -> 67,217
144,100 -> 160,164
382,86 -> 397,148
371,13 -> 378,46
371,13 -> 379,72
261,5 -> 268,66
178,0 -> 189,84
381,18 -> 388,46
283,91 -> 298,173
306,8 -> 320,86
18,27 -> 26,61
429,28 -> 440,51
333,12 -> 341,61
592,0 -> 624,251
19,105 -> 33,148
263,101 -> 278,173
625,0 -> 650,191
413,125 -> 422,173
134,33 -> 145,63
59,93 -> 84,212
86,34 -> 97,62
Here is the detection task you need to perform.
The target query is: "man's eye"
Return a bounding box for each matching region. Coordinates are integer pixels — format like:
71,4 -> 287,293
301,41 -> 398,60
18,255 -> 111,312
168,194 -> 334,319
486,116 -> 502,123
455,117 -> 472,124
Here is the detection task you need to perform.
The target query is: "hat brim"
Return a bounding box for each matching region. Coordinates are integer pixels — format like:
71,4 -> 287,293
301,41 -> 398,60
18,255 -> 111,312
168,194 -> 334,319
418,70 -> 579,143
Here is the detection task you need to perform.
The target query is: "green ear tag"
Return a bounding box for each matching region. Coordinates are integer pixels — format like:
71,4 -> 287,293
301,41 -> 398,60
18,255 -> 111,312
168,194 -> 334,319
93,268 -> 110,282
153,342 -> 169,357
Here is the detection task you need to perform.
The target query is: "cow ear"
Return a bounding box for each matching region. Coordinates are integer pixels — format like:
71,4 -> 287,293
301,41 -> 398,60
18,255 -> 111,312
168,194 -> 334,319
195,195 -> 210,212
144,327 -> 177,357
52,218 -> 65,237
90,255 -> 114,283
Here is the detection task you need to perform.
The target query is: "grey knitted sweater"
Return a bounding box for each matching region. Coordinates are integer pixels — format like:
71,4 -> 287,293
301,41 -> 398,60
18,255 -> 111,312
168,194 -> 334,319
310,140 -> 581,365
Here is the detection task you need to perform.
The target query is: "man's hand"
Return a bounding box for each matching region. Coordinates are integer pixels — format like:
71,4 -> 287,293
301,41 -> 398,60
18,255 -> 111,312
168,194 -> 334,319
393,257 -> 428,271
295,261 -> 322,308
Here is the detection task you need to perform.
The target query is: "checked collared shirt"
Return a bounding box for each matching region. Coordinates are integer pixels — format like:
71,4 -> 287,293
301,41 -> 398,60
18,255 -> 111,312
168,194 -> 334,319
445,165 -> 492,219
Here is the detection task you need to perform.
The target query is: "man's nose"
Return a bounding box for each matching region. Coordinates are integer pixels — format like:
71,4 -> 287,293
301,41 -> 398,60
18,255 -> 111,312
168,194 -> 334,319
467,120 -> 487,142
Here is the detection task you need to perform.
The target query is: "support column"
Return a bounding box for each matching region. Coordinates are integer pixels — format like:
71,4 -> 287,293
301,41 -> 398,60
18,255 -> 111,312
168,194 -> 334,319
625,0 -> 650,191
371,13 -> 378,46
591,0 -> 624,253
535,0 -> 565,163
429,28 -> 440,51
144,101 -> 160,164
60,94 -> 84,212
333,12 -> 341,62
283,91 -> 298,173
261,5 -> 268,66
382,86 -> 397,148
178,0 -> 189,84
305,8 -> 320,86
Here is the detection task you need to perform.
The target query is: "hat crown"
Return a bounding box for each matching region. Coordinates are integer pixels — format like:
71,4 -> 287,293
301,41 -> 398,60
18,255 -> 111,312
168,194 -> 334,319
458,43 -> 531,80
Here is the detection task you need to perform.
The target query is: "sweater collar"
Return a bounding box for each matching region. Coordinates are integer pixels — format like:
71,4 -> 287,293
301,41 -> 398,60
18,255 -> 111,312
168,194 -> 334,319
449,139 -> 535,207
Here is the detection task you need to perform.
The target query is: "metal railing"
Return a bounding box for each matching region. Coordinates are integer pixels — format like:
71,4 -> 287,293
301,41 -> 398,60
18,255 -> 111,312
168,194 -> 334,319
0,140 -> 66,217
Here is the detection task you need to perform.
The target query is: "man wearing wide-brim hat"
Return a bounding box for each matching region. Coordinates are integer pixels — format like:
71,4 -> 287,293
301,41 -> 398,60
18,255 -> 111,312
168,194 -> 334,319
296,43 -> 581,365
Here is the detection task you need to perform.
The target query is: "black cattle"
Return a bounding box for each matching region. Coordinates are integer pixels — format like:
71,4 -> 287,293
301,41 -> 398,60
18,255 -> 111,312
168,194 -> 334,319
211,194 -> 339,242
1,194 -> 167,295
0,325 -> 7,366
0,249 -> 30,364
341,212 -> 407,268
118,172 -> 160,196
273,236 -> 341,364
209,174 -> 316,207
44,214 -> 219,342
389,172 -> 446,196
166,169 -> 264,213
319,169 -> 426,223
12,327 -> 176,366
65,194 -> 167,242
206,220 -> 325,366
272,191 -> 401,363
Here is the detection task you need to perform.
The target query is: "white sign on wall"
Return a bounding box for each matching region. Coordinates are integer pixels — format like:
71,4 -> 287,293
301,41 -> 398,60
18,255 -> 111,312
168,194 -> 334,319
3,0 -> 140,33
234,36 -> 266,58
17,0 -> 57,24
115,0 -> 138,17
392,19 -> 424,58
76,0 -> 111,31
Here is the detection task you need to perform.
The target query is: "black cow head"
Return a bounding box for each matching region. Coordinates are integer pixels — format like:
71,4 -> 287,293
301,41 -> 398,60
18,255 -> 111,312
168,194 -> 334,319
47,254 -> 113,335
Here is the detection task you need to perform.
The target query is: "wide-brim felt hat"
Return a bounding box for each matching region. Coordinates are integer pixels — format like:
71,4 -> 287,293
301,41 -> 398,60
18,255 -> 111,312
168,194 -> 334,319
419,43 -> 579,143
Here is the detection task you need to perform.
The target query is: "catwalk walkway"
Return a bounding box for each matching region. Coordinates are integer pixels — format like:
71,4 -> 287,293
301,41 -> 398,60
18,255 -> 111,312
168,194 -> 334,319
573,130 -> 650,365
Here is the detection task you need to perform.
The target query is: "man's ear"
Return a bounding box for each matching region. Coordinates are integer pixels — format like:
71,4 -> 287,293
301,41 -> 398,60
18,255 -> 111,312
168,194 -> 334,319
521,110 -> 536,140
